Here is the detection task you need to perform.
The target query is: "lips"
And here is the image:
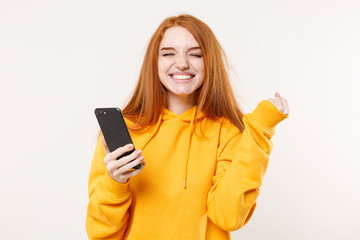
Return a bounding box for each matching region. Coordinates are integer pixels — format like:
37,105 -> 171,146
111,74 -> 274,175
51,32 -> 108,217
168,72 -> 196,84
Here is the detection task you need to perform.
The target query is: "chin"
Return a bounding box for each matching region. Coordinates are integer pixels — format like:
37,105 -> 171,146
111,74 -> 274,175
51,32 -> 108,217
171,90 -> 195,96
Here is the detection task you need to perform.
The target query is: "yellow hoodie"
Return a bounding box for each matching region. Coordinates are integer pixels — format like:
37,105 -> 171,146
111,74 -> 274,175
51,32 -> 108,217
86,100 -> 288,239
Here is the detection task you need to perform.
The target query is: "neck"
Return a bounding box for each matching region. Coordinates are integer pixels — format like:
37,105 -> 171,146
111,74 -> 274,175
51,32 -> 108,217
166,92 -> 196,115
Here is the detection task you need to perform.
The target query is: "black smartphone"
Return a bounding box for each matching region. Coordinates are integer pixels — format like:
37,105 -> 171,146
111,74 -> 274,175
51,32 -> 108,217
94,107 -> 141,170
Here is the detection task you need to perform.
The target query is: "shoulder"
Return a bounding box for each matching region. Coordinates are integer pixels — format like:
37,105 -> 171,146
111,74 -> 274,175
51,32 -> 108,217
217,117 -> 242,145
198,116 -> 242,145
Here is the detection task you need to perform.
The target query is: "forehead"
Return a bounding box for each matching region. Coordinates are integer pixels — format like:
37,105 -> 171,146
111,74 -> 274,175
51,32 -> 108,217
159,26 -> 199,49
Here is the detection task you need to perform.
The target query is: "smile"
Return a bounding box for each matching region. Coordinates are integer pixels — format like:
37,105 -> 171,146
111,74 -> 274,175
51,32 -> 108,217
170,74 -> 195,79
169,74 -> 195,84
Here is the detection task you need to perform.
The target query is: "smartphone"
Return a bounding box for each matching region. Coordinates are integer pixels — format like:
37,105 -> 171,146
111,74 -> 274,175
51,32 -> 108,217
94,107 -> 141,170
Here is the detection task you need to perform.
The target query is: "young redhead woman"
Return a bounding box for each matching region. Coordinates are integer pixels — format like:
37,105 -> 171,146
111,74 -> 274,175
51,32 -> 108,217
86,14 -> 289,240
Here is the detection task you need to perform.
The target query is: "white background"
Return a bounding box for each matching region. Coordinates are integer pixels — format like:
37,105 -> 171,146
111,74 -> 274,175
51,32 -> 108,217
1,0 -> 359,239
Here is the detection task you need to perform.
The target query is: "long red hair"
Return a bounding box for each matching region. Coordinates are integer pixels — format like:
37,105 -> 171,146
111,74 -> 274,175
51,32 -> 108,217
122,14 -> 245,132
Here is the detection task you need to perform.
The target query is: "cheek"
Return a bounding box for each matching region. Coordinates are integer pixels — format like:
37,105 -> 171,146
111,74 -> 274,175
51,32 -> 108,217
195,61 -> 205,77
196,62 -> 205,85
158,59 -> 171,74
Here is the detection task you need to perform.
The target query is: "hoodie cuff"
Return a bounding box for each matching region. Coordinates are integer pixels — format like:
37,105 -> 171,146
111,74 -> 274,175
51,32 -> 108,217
100,170 -> 130,200
250,100 -> 289,130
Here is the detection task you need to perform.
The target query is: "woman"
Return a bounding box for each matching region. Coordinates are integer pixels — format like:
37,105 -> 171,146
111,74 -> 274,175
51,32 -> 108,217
86,14 -> 289,240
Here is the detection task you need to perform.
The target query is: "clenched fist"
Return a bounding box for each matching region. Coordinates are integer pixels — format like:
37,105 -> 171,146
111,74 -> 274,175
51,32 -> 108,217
268,92 -> 289,117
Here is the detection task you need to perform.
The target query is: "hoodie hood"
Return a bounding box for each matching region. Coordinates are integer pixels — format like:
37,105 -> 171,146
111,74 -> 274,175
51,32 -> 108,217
136,105 -> 207,189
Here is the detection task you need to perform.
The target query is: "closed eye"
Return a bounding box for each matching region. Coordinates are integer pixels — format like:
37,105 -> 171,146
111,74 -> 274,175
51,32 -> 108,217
191,54 -> 202,58
162,53 -> 175,56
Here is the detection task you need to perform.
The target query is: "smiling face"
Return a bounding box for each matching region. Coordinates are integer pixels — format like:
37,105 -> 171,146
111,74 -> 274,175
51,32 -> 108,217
158,26 -> 205,101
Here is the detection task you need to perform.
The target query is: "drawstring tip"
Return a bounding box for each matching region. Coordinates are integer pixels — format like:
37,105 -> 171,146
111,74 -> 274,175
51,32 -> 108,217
184,179 -> 187,189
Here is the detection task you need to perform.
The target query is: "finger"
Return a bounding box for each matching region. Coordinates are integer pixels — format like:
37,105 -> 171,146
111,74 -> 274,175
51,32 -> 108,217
274,94 -> 284,112
268,98 -> 275,106
121,162 -> 145,178
114,155 -> 145,176
281,98 -> 289,116
108,144 -> 135,162
113,149 -> 143,169
105,147 -> 140,172
101,134 -> 110,155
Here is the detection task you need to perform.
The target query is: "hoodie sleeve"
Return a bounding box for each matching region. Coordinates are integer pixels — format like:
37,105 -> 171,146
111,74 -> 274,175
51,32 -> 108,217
86,134 -> 132,240
207,100 -> 288,231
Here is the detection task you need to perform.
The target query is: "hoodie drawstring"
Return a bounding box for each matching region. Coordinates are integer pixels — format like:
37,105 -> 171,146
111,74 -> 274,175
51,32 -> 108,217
139,108 -> 198,189
183,109 -> 196,189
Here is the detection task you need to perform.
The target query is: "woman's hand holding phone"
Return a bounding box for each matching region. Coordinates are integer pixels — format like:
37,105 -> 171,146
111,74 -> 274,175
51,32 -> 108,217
101,135 -> 146,184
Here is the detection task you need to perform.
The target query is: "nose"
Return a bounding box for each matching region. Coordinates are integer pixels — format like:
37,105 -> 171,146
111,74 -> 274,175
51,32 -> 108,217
175,54 -> 189,70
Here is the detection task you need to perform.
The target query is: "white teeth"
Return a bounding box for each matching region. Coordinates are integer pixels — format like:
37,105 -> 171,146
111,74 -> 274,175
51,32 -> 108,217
172,74 -> 192,80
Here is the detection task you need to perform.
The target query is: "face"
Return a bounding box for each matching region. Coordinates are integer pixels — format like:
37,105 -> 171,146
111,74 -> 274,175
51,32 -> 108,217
158,26 -> 205,99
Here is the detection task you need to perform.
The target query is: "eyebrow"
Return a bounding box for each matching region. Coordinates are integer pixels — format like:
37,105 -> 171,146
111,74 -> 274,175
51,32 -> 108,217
159,46 -> 201,51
